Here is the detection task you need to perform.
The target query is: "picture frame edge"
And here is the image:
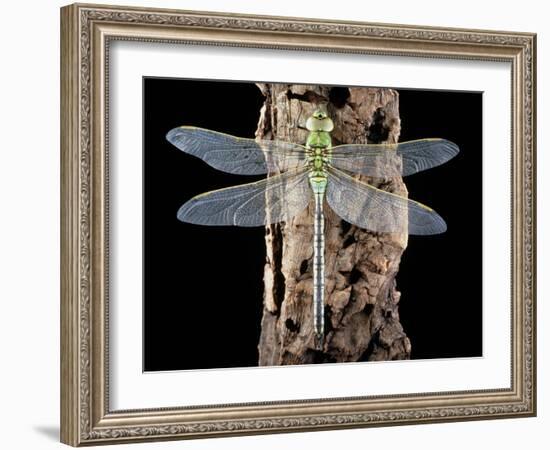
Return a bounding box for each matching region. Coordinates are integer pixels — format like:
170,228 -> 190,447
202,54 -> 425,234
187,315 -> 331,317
60,3 -> 536,446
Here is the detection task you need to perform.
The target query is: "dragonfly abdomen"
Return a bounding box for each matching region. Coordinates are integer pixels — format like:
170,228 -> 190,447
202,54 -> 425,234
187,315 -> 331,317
312,190 -> 325,347
308,169 -> 327,347
307,158 -> 329,348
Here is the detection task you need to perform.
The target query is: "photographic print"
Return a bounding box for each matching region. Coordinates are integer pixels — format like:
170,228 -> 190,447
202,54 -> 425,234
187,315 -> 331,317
143,79 -> 482,371
61,4 -> 535,445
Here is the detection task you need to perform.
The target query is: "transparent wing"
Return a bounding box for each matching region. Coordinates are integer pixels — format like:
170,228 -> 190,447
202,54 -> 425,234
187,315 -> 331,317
329,138 -> 459,177
178,168 -> 311,227
326,167 -> 446,235
167,126 -> 307,175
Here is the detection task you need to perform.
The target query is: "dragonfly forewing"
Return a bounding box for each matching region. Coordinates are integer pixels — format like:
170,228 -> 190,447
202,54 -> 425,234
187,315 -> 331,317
330,138 -> 459,178
167,126 -> 308,175
326,166 -> 447,235
177,168 -> 311,227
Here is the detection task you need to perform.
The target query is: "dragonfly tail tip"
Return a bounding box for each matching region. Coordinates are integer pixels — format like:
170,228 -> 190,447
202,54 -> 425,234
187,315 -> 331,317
314,333 -> 325,351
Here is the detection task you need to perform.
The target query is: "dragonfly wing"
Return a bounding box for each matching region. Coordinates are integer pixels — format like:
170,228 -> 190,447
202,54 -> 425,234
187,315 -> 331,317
178,168 -> 311,227
167,126 -> 307,175
329,146 -> 403,177
326,167 -> 447,235
330,138 -> 459,177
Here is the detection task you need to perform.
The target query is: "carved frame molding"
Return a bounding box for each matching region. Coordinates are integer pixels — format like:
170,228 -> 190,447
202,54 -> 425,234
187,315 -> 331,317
60,3 -> 536,446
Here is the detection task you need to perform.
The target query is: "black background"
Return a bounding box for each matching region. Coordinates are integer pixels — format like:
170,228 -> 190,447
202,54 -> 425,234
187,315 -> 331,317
143,78 -> 482,371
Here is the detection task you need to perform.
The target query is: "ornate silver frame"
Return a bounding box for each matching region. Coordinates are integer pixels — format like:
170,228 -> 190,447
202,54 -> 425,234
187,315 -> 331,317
60,3 -> 536,446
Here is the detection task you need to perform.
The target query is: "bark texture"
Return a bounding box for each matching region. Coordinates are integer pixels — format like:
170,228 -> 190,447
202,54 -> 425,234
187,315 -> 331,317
256,84 -> 411,366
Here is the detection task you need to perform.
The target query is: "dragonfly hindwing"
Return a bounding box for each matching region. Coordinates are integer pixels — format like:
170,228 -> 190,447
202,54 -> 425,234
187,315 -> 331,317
325,167 -> 447,235
177,168 -> 311,227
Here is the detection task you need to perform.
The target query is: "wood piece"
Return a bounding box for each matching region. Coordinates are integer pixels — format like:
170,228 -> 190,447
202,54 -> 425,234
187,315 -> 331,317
256,83 -> 411,365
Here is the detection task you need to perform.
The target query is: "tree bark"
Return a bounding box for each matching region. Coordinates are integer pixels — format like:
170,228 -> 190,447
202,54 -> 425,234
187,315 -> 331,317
256,83 -> 411,366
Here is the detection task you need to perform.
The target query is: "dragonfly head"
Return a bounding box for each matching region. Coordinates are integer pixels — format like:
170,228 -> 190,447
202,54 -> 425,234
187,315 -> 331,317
313,109 -> 327,120
306,109 -> 334,132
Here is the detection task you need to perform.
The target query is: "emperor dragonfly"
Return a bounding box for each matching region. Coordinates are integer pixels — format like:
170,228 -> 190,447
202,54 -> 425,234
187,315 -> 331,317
166,108 -> 459,347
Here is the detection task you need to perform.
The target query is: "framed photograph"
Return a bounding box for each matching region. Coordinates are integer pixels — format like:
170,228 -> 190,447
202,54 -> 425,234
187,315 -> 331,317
60,3 -> 536,446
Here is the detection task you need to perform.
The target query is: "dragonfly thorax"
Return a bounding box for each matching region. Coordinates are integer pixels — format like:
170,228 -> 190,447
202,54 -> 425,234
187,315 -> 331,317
305,110 -> 332,194
306,131 -> 332,150
306,136 -> 331,174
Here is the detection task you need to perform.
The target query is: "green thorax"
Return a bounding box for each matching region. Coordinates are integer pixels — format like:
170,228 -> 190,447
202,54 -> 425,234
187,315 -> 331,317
306,109 -> 333,195
306,130 -> 332,150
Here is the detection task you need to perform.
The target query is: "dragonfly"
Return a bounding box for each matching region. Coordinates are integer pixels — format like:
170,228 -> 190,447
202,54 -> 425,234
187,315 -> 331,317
166,108 -> 459,348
